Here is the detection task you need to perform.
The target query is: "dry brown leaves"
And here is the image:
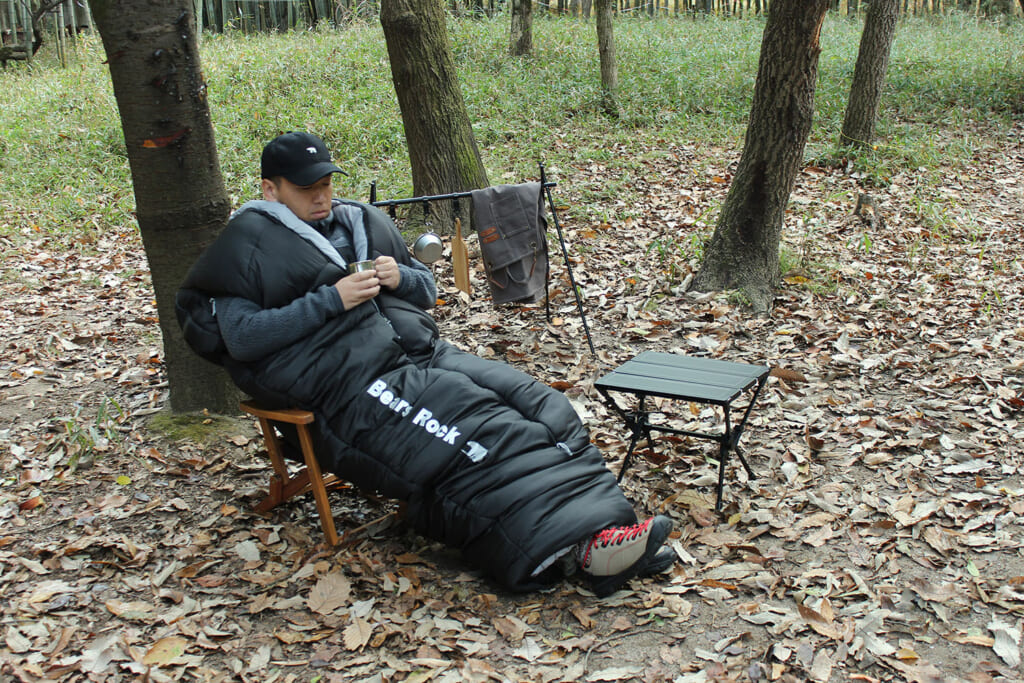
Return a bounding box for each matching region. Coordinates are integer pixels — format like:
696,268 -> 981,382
2,123 -> 1023,682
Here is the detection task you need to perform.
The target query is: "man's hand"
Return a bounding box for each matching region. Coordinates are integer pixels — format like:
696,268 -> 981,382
335,271 -> 380,310
373,256 -> 402,291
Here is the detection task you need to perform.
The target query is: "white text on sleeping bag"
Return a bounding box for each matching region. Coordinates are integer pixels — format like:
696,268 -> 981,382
367,379 -> 472,452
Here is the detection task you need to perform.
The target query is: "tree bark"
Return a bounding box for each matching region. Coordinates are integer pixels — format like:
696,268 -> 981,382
380,0 -> 489,231
690,0 -> 829,314
509,0 -> 533,56
840,0 -> 899,147
594,0 -> 618,116
88,0 -> 237,413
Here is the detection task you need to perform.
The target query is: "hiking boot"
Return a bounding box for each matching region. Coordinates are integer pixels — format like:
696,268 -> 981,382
580,515 -> 673,597
639,545 -> 677,577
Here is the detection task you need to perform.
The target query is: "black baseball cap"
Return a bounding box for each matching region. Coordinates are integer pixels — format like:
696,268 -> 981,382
260,131 -> 347,186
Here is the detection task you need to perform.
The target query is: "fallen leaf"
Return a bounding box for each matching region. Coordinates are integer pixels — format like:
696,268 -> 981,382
142,636 -> 188,666
494,615 -> 529,641
105,599 -> 155,621
233,540 -> 260,562
589,665 -> 644,681
308,571 -> 351,615
5,627 -> 31,654
19,495 -> 44,511
511,636 -> 544,662
988,617 -> 1021,668
343,617 -> 373,651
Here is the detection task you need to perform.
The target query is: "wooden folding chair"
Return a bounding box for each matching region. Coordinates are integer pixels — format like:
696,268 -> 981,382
240,400 -> 340,545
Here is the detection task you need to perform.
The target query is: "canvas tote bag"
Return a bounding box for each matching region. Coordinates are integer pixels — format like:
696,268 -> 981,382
470,182 -> 549,306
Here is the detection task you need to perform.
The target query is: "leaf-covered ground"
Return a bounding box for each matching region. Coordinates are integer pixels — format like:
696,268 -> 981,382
2,124 -> 1023,682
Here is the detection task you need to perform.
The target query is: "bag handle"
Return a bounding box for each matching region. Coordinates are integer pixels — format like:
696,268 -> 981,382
487,245 -> 538,289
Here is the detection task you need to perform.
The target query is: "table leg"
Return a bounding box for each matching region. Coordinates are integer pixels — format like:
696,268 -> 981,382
715,438 -> 729,512
617,427 -> 643,483
616,397 -> 654,482
715,391 -> 762,510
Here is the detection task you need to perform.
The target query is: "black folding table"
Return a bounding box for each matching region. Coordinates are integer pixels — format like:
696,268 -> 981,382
595,351 -> 770,511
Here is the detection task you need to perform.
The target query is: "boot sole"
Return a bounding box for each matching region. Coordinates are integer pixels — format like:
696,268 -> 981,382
639,546 -> 677,576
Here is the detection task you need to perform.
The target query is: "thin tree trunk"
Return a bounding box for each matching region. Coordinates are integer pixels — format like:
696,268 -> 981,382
841,0 -> 899,147
88,0 -> 236,413
690,0 -> 829,314
594,0 -> 618,116
509,0 -> 533,56
380,0 -> 488,230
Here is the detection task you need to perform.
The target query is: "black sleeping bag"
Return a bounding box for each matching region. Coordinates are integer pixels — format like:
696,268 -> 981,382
176,199 -> 636,590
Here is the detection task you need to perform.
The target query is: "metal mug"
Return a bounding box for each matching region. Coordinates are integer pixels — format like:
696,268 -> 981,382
348,260 -> 376,274
412,232 -> 443,264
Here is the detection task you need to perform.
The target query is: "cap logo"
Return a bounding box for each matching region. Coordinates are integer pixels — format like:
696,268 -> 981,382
306,146 -> 317,154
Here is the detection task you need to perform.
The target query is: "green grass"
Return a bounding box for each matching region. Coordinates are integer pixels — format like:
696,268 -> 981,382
0,13 -> 1020,246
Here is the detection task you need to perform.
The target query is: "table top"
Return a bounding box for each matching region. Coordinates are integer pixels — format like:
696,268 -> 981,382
595,351 -> 770,405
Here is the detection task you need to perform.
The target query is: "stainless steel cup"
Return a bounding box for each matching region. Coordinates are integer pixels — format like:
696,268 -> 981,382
348,260 -> 376,274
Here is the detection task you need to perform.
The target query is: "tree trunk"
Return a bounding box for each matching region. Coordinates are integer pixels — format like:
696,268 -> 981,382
88,0 -> 237,413
594,0 -> 618,116
509,0 -> 533,56
690,0 -> 829,314
30,0 -> 71,55
380,0 -> 489,231
840,0 -> 899,147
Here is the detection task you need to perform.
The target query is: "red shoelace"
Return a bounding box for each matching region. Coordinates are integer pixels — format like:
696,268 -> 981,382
593,518 -> 652,547
582,518 -> 654,566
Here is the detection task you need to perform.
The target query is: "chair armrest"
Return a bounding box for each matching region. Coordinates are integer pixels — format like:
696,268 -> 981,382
240,400 -> 315,425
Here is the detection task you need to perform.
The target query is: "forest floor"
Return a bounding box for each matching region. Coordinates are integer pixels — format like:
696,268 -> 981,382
2,123 -> 1024,682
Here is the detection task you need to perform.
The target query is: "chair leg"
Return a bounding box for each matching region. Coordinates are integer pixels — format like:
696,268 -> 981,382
254,475 -> 286,514
242,402 -> 339,546
253,415 -> 292,512
295,422 -> 339,546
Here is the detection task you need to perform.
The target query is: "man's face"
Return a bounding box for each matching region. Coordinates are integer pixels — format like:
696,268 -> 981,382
262,175 -> 334,222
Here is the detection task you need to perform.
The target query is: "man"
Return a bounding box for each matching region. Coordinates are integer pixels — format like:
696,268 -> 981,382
177,131 -> 675,597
